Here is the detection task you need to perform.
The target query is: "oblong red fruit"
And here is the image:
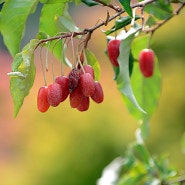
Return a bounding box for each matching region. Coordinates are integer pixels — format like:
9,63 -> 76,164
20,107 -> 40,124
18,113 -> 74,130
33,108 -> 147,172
139,49 -> 155,77
69,85 -> 83,108
80,73 -> 95,97
80,65 -> 95,79
55,75 -> 69,102
68,68 -> 80,93
107,39 -> 121,66
47,83 -> 62,107
91,81 -> 104,103
37,86 -> 50,112
77,95 -> 90,112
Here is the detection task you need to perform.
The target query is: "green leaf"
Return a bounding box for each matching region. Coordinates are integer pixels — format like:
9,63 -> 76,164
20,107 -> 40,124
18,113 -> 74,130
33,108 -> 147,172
105,15 -> 140,35
0,0 -> 6,3
0,0 -> 38,56
85,48 -> 101,81
39,3 -> 66,59
126,35 -> 161,120
123,35 -> 161,139
116,25 -> 146,114
36,32 -> 49,40
145,15 -> 157,27
8,39 -> 39,117
81,0 -> 99,6
55,4 -> 80,32
134,143 -> 151,165
144,0 -> 173,20
39,0 -> 69,3
119,0 -> 133,17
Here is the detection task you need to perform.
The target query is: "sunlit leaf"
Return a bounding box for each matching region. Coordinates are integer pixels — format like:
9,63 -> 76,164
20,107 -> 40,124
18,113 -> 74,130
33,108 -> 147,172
105,15 -> 140,35
116,24 -> 146,114
39,3 -> 66,59
144,0 -> 173,20
56,4 -> 80,32
0,0 -> 38,56
8,39 -> 39,117
123,34 -> 161,139
127,35 -> 161,118
119,0 -> 133,17
85,48 -> 101,81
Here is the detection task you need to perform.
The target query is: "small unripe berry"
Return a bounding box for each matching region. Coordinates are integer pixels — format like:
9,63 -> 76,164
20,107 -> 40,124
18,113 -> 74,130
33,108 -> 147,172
68,68 -> 80,93
55,76 -> 69,102
80,73 -> 95,97
139,49 -> 155,77
91,81 -> 104,103
47,83 -> 62,107
37,86 -> 50,112
77,95 -> 90,112
107,39 -> 121,66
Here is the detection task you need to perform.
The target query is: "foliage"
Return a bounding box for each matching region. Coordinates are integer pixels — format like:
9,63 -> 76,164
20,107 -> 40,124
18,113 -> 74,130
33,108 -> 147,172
0,0 -> 185,184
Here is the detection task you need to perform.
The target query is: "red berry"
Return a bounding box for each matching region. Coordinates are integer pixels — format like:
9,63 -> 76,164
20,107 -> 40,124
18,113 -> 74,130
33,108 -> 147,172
69,85 -> 83,108
77,95 -> 90,112
37,86 -> 50,112
55,76 -> 69,102
47,83 -> 62,107
80,65 -> 95,79
107,39 -> 121,66
91,81 -> 104,103
68,68 -> 80,93
80,73 -> 95,97
139,49 -> 155,77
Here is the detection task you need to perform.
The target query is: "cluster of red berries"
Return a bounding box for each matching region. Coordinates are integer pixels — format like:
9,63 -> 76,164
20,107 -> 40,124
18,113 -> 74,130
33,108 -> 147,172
107,39 -> 155,77
37,65 -> 104,113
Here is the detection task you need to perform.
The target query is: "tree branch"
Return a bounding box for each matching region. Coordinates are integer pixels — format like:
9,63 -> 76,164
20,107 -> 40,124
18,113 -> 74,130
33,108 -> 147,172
35,0 -> 184,50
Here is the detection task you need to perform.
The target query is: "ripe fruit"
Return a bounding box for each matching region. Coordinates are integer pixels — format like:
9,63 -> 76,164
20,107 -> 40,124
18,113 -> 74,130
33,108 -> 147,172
107,39 -> 121,66
80,73 -> 95,97
47,83 -> 62,107
69,85 -> 83,108
68,68 -> 80,93
80,65 -> 95,79
139,49 -> 155,77
77,95 -> 90,112
55,75 -> 69,102
37,86 -> 50,112
91,81 -> 104,103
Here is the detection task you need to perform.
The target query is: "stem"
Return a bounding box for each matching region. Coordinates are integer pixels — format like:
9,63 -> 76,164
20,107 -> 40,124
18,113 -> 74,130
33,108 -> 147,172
144,2 -> 185,33
35,0 -> 156,49
35,0 -> 184,49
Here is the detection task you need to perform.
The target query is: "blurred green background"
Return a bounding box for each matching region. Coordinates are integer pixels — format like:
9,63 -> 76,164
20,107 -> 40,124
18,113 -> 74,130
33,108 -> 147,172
0,3 -> 185,185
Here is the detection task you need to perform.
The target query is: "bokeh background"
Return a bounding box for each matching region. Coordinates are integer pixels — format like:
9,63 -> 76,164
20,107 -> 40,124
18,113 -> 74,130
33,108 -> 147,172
0,2 -> 185,185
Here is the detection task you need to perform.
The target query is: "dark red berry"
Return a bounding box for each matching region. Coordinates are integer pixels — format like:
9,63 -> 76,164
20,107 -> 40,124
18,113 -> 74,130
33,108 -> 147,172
77,95 -> 90,112
91,81 -> 104,103
68,68 -> 80,93
37,86 -> 50,112
80,65 -> 95,79
47,83 -> 62,107
55,76 -> 69,102
107,39 -> 121,66
80,73 -> 95,97
69,85 -> 83,108
139,49 -> 155,77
